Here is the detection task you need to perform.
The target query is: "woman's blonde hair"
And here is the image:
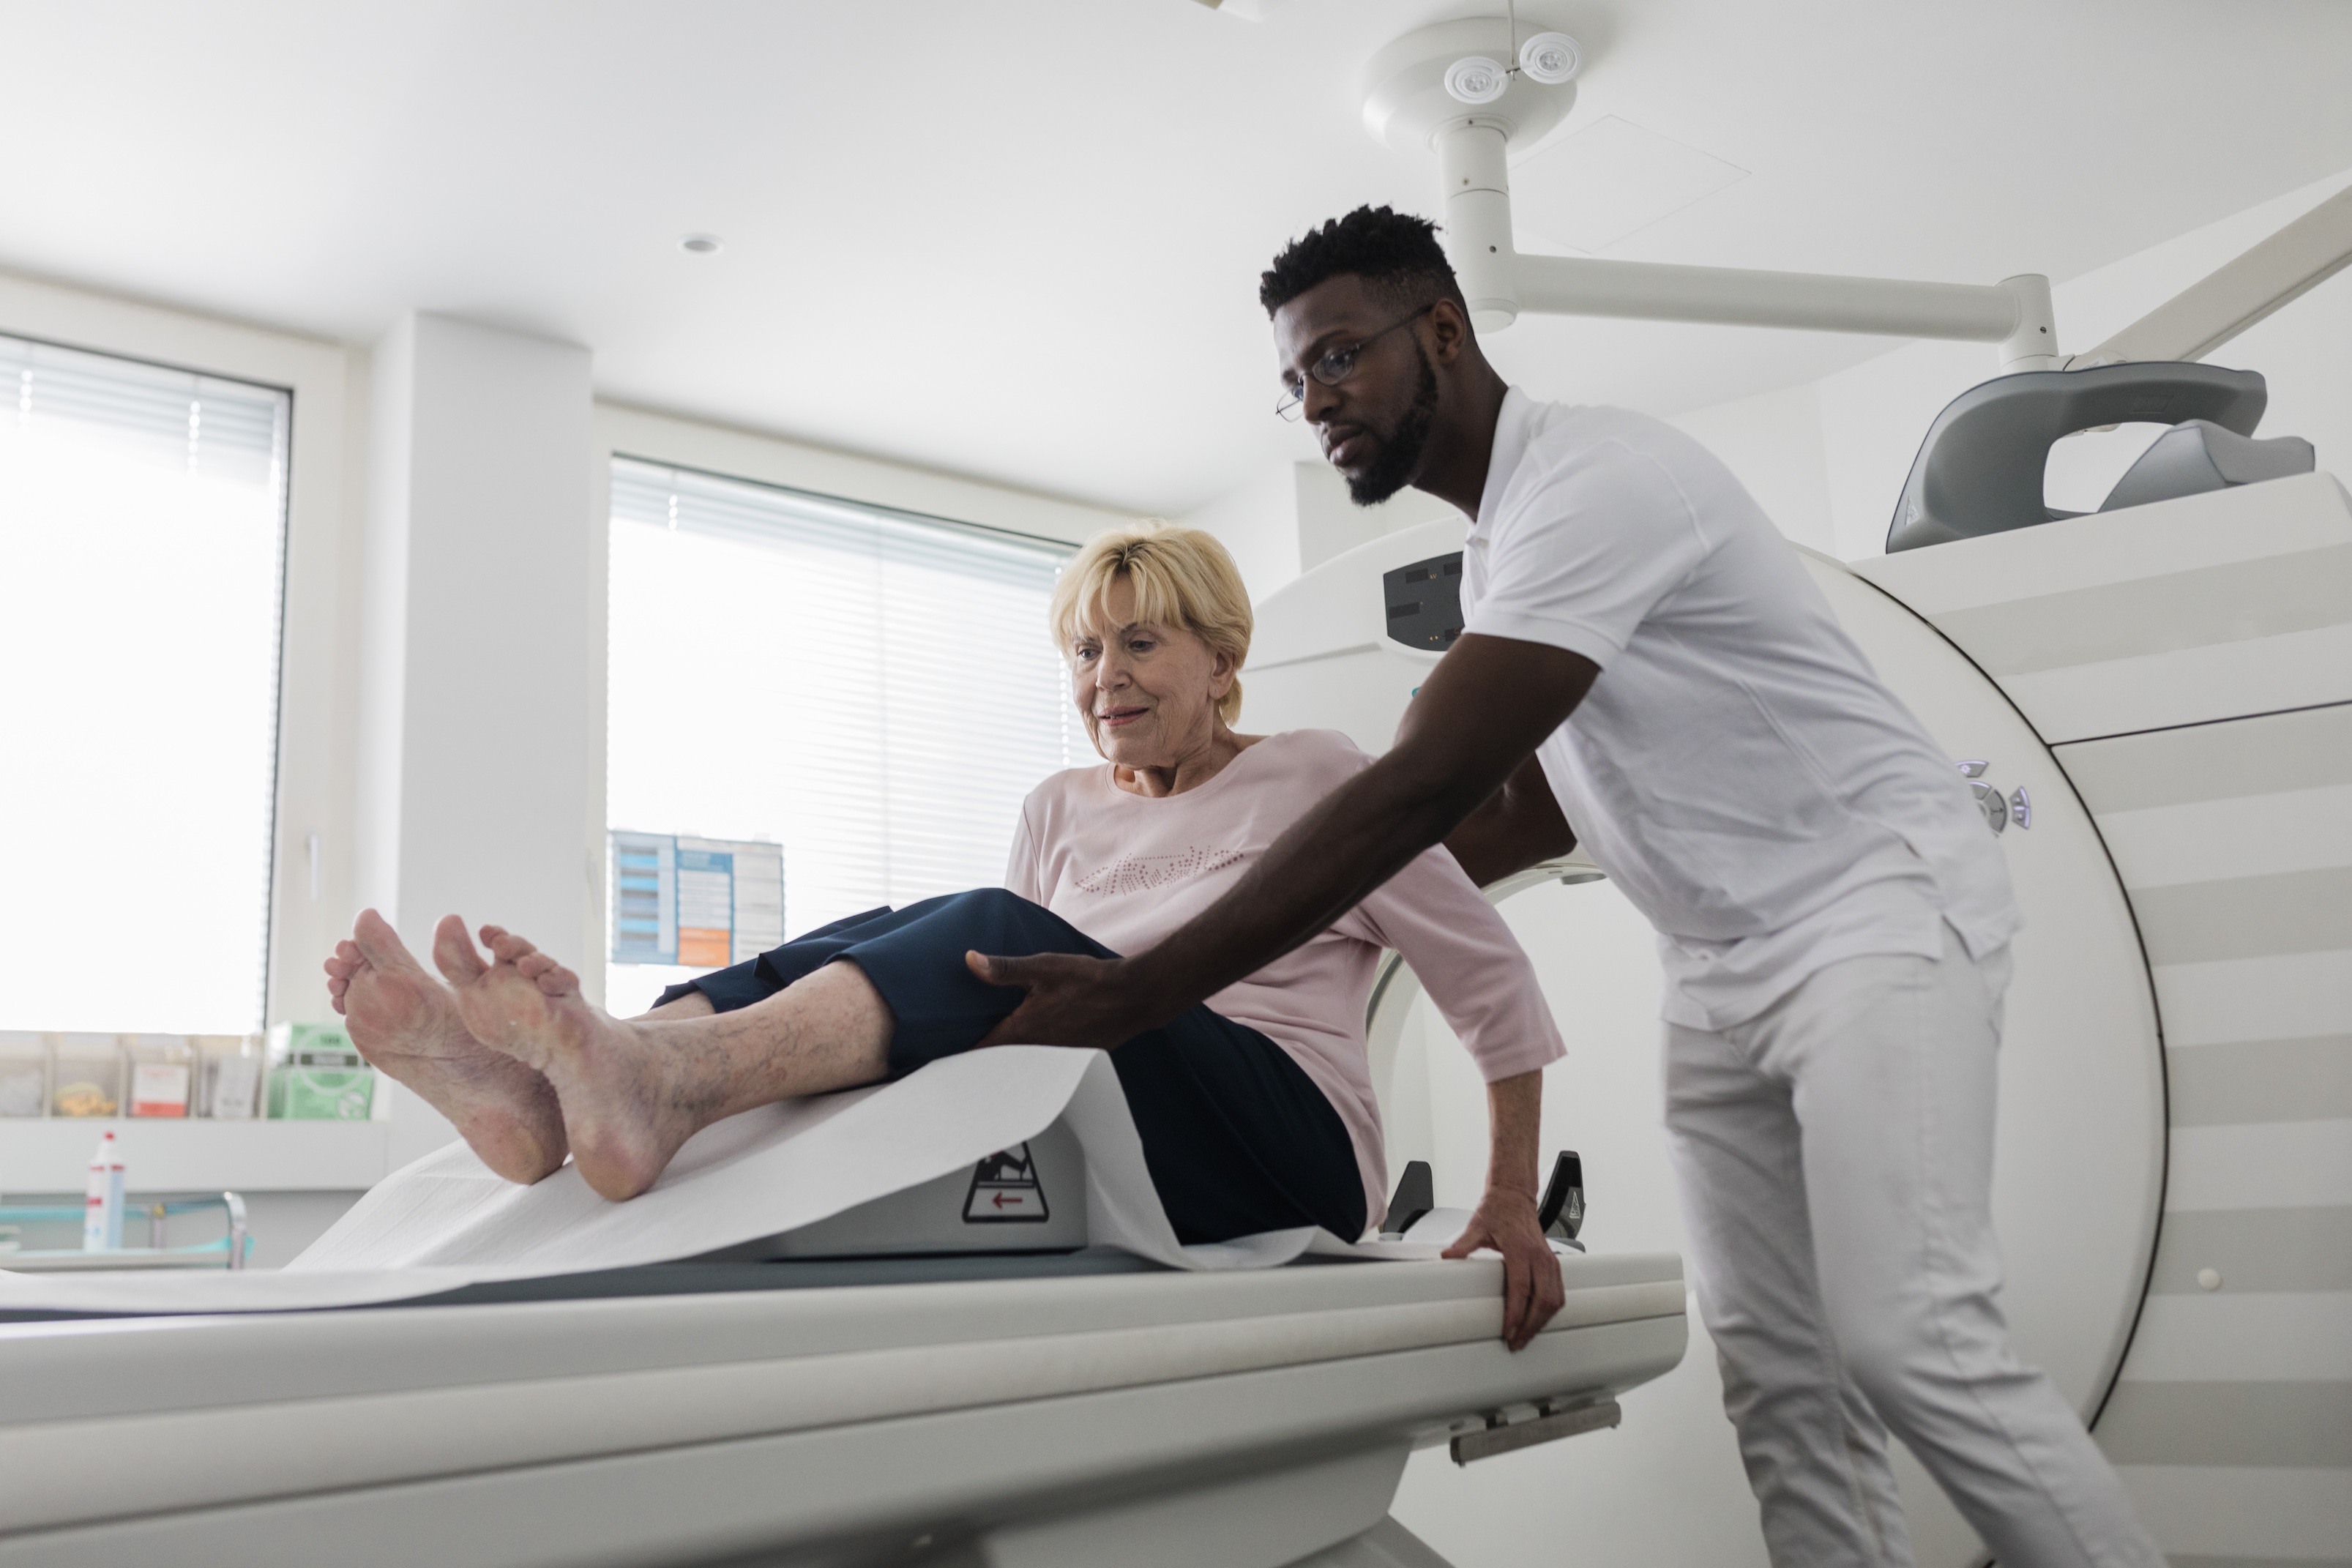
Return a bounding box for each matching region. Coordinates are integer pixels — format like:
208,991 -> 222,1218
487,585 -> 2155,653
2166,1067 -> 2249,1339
1050,522 -> 1254,725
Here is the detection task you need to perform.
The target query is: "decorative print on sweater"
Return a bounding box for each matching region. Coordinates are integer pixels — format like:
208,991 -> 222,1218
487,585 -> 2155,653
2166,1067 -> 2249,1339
1074,847 -> 1247,897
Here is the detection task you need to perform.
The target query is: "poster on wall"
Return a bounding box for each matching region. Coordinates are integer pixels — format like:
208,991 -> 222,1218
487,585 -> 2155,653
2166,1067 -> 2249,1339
610,832 -> 785,967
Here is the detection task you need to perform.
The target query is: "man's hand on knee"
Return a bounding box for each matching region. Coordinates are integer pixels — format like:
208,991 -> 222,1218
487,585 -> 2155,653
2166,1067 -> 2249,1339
965,949 -> 1160,1050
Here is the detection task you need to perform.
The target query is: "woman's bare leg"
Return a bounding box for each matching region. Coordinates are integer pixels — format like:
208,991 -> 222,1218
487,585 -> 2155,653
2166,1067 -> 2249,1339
435,921 -> 892,1201
324,909 -> 570,1184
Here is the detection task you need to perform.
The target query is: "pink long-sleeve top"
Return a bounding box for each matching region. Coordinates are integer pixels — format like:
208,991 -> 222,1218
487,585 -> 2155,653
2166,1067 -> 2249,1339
1002,728 -> 1568,1236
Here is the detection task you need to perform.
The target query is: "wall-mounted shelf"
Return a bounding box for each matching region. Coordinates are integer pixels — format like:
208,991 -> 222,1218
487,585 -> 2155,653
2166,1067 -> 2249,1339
0,1120 -> 394,1194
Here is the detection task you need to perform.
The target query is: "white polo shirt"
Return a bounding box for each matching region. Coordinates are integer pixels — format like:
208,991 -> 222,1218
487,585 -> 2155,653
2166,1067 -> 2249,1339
1458,389 -> 2018,1029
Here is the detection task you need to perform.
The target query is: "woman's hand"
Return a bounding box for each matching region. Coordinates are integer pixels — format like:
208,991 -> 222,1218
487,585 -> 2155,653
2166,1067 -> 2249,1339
965,950 -> 1161,1050
1444,1186 -> 1567,1351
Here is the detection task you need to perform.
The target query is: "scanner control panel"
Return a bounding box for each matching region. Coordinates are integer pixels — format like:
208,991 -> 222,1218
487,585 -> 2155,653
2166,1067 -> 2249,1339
1384,552 -> 1466,651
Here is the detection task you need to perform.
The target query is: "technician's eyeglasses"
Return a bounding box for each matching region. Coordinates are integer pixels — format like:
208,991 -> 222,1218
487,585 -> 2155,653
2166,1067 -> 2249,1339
1274,305 -> 1437,422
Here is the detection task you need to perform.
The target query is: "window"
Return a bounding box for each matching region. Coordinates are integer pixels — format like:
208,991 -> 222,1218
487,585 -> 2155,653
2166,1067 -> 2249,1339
0,332 -> 290,1033
605,458 -> 1078,1015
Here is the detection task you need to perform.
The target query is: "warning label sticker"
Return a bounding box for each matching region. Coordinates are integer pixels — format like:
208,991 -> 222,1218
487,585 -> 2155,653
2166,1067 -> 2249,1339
963,1143 -> 1049,1223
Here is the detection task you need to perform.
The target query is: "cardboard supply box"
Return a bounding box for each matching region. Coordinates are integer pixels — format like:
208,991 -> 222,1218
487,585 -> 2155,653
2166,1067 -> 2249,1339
267,1057 -> 376,1120
0,1031 -> 48,1118
49,1034 -> 124,1118
125,1035 -> 196,1118
195,1035 -> 266,1120
265,1021 -> 374,1120
266,1021 -> 354,1059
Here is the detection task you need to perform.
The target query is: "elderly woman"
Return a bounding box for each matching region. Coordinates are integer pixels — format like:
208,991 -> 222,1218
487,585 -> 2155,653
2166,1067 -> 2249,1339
327,524 -> 1570,1341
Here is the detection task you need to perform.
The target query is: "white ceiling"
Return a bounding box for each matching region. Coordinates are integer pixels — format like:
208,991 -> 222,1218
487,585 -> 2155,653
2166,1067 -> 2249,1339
1,1 -> 2347,515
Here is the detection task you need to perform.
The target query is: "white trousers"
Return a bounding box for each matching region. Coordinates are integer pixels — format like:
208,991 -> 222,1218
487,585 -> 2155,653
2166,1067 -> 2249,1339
1662,927 -> 2162,1568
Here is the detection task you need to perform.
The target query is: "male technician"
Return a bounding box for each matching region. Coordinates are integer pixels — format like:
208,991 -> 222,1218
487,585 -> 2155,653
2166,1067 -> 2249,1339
977,207 -> 2162,1568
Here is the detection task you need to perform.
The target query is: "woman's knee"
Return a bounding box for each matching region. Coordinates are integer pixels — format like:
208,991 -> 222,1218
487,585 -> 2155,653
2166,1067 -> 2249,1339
934,888 -> 1100,958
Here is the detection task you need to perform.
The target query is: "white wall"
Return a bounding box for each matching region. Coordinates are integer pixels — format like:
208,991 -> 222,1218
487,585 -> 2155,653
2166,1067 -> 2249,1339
597,402 -> 1133,551
1179,459 -> 1301,597
1670,166 -> 2352,561
356,314 -> 600,976
1179,458 -> 1463,606
1667,381 -> 1836,555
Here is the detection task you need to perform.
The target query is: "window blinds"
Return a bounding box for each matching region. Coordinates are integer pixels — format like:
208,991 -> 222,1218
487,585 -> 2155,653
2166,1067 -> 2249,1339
0,332 -> 289,1033
1,332 -> 287,488
605,458 -> 1078,996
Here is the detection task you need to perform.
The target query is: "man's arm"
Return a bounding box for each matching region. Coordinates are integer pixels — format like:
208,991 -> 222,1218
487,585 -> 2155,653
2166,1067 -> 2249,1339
1441,1069 -> 1564,1349
1444,750 -> 1575,888
968,632 -> 1599,1047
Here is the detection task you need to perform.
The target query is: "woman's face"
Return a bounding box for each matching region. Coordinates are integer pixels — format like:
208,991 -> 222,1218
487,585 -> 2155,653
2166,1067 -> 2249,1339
1068,576 -> 1233,767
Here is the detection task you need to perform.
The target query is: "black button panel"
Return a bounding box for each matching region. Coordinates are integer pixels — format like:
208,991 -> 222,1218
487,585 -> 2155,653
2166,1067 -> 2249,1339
1381,552 -> 1465,650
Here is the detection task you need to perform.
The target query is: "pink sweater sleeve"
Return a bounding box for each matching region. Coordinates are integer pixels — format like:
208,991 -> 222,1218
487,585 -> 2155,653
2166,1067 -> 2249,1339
1345,847 -> 1567,1085
1002,802 -> 1045,902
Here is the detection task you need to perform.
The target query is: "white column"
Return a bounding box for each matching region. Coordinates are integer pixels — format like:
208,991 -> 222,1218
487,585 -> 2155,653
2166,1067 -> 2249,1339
355,313 -> 597,971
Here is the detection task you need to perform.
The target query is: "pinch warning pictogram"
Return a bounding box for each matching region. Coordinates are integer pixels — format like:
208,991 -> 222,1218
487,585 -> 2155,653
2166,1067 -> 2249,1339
963,1143 -> 1049,1223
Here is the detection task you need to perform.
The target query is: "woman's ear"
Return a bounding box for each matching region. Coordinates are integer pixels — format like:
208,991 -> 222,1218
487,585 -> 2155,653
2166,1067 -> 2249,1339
1207,647 -> 1237,698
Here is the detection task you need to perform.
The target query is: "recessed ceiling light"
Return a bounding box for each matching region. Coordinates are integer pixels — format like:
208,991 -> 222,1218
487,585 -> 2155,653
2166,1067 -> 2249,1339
1443,56 -> 1507,105
1518,32 -> 1581,86
679,234 -> 723,255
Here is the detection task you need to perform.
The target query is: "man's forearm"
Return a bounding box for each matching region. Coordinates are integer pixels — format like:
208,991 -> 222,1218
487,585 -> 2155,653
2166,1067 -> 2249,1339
1125,747 -> 1482,1019
1108,634 -> 1599,1028
1444,752 -> 1575,888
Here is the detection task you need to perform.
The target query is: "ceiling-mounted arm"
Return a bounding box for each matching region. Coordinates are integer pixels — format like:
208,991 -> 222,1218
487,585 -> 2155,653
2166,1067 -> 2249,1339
1436,122 -> 2061,374
1367,20 -> 2062,376
2070,183 -> 2352,368
1372,15 -> 2343,379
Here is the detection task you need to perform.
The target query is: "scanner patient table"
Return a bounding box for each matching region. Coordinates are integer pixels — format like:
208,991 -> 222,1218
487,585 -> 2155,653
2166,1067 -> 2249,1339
0,1050 -> 1688,1568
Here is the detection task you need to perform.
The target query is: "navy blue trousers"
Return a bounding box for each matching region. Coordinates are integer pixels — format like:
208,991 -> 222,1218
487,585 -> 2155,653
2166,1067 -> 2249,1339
659,889 -> 1366,1245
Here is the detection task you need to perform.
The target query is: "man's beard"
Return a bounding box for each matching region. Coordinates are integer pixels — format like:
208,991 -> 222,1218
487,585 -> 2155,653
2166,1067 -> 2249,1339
1345,349 -> 1439,506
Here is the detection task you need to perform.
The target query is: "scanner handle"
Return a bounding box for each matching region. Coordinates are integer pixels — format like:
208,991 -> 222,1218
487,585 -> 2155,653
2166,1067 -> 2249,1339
1538,1151 -> 1585,1242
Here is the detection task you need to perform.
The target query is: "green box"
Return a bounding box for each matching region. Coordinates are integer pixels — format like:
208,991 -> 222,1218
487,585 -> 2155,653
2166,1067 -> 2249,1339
267,1063 -> 376,1121
267,1021 -> 354,1059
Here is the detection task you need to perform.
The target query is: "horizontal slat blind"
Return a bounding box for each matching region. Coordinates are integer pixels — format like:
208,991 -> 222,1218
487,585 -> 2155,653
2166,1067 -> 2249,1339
605,458 -> 1076,1008
1,333 -> 285,489
0,331 -> 288,1034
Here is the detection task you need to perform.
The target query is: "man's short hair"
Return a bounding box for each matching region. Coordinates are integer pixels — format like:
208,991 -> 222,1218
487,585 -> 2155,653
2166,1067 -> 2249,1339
1258,206 -> 1466,318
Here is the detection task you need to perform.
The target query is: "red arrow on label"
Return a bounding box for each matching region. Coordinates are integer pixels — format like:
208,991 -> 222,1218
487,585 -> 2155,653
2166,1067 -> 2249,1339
993,1192 -> 1020,1209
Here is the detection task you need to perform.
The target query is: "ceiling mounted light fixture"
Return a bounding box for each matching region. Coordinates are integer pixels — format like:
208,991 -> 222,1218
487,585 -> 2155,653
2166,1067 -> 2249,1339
1517,31 -> 1581,85
1443,55 -> 1508,105
679,234 -> 723,255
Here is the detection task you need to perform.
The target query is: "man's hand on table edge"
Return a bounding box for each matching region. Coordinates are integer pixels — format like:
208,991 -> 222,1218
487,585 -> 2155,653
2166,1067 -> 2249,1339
1444,1186 -> 1567,1351
965,949 -> 1171,1050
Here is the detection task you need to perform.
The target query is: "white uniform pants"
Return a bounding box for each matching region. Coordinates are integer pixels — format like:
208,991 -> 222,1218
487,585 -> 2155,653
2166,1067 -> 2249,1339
1663,926 -> 2162,1568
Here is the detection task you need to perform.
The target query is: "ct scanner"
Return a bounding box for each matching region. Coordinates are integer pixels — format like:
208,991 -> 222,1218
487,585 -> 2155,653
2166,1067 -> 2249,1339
1246,418 -> 2352,1567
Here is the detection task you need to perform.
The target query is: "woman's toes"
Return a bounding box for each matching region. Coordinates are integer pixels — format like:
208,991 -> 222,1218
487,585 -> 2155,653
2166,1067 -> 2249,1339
518,952 -> 556,979
486,927 -> 540,966
531,962 -> 580,998
433,916 -> 490,985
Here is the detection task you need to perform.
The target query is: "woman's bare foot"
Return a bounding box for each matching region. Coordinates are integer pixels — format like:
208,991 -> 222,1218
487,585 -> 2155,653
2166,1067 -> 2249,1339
433,923 -> 708,1201
324,910 -> 569,1184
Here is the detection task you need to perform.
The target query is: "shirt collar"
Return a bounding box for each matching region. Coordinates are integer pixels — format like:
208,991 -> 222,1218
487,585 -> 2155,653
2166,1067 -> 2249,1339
1472,386 -> 1536,537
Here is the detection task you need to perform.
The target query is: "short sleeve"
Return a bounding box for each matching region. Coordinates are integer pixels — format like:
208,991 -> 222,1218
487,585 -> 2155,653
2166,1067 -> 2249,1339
1466,437 -> 1708,669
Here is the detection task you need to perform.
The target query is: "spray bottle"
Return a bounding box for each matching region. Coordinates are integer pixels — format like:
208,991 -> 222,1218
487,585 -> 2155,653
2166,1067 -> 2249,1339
83,1130 -> 124,1251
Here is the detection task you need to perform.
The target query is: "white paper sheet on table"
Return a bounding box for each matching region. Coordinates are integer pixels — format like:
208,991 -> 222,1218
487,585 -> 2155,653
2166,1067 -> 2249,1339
0,1048 -> 1442,1317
